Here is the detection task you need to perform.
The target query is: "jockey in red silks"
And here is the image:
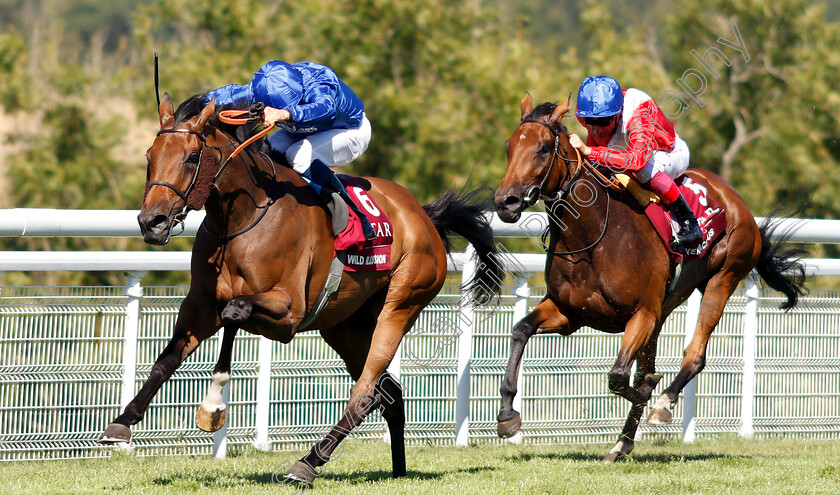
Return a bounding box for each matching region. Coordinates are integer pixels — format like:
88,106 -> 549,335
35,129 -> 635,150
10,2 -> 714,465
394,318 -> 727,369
569,75 -> 703,247
207,60 -> 376,240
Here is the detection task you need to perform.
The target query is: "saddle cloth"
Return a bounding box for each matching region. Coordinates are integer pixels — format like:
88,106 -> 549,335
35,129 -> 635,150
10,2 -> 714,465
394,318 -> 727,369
335,176 -> 393,272
641,175 -> 727,264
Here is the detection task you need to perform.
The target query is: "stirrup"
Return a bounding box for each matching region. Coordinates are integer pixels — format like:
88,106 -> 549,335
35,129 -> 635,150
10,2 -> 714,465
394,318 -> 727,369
672,225 -> 702,247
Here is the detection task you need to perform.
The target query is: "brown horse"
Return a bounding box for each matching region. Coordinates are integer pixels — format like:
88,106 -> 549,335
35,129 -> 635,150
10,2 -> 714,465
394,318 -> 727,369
493,94 -> 806,461
98,93 -> 501,483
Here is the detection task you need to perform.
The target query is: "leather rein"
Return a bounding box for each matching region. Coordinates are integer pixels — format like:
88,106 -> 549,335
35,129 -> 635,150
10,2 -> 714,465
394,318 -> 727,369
517,118 -> 624,255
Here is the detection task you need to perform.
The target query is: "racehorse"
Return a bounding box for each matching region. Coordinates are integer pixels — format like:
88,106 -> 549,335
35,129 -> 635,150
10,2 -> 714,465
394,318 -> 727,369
493,94 -> 807,461
98,93 -> 502,483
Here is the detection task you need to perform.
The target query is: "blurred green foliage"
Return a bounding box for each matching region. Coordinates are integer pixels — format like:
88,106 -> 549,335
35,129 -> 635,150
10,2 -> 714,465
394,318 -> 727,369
0,0 -> 838,286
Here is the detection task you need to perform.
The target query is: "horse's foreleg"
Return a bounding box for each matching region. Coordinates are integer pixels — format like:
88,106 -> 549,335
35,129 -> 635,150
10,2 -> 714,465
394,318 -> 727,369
221,289 -> 296,340
649,273 -> 739,423
604,333 -> 659,463
609,308 -> 663,405
100,297 -> 218,444
196,325 -> 238,433
497,298 -> 571,438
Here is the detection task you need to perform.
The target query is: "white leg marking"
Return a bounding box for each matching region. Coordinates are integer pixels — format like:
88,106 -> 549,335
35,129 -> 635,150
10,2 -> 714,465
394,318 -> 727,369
201,372 -> 231,412
653,393 -> 672,411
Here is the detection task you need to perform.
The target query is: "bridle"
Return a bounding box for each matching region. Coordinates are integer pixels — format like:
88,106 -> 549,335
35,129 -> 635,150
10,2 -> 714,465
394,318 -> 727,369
518,118 -> 581,206
146,115 -> 278,241
515,117 -> 624,255
145,127 -> 225,234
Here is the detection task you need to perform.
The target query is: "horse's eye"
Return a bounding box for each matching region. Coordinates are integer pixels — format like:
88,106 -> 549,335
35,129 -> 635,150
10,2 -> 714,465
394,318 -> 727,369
537,143 -> 552,155
186,152 -> 200,165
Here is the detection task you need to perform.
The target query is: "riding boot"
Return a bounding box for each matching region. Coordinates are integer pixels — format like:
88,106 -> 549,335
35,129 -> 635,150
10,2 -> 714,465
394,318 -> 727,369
303,160 -> 377,240
668,194 -> 703,247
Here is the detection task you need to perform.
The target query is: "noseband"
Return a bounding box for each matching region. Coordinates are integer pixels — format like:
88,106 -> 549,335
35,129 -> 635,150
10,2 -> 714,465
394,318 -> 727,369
518,119 -> 581,206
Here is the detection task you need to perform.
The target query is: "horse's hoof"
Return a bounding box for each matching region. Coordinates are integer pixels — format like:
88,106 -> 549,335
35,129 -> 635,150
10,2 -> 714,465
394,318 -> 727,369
196,406 -> 226,432
497,413 -> 522,438
603,451 -> 627,463
647,407 -> 673,424
285,460 -> 317,484
99,423 -> 132,444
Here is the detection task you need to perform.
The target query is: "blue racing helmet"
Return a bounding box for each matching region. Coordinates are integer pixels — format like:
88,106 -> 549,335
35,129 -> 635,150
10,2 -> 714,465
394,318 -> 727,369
575,76 -> 623,118
251,60 -> 304,109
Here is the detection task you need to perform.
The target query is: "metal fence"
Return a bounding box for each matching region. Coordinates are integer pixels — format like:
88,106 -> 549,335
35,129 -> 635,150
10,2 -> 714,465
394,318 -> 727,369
1,210 -> 839,461
2,280 -> 839,461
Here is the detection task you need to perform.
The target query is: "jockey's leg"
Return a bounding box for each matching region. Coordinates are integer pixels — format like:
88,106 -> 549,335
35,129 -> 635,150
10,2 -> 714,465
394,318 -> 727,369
302,160 -> 376,240
649,172 -> 702,246
279,123 -> 376,240
634,138 -> 701,247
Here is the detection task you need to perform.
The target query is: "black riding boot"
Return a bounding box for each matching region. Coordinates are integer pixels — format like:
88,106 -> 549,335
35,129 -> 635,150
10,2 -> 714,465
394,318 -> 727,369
668,194 -> 703,247
304,161 -> 376,241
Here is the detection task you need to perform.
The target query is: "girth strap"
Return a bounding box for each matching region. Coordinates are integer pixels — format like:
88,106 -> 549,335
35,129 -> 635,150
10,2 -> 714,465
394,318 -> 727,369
297,256 -> 346,332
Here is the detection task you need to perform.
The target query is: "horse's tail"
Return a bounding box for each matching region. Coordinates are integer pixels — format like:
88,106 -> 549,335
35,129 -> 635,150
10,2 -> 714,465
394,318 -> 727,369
755,210 -> 809,311
423,189 -> 504,304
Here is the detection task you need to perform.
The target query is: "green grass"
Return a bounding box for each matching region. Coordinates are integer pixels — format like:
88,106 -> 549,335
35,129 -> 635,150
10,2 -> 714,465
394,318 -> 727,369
2,437 -> 840,494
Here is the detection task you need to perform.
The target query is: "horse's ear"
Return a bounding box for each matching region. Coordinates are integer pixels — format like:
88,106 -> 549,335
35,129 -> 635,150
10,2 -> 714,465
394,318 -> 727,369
159,92 -> 175,130
549,94 -> 571,125
195,96 -> 215,129
520,92 -> 533,120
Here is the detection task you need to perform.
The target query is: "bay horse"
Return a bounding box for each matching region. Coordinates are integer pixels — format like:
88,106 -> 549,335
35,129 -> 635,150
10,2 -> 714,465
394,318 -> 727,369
493,94 -> 807,461
98,93 -> 502,483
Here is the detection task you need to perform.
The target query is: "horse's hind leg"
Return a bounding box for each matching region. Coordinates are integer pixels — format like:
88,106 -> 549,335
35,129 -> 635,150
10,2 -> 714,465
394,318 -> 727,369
324,303 -> 408,478
604,333 -> 659,463
196,325 -> 238,433
498,297 -> 571,438
377,372 -> 406,477
100,296 -> 218,444
649,271 -> 742,423
286,301 -> 421,484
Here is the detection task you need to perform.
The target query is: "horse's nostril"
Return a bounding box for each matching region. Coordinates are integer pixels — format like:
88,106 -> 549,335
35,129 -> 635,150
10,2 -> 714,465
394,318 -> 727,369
138,213 -> 169,232
504,196 -> 521,207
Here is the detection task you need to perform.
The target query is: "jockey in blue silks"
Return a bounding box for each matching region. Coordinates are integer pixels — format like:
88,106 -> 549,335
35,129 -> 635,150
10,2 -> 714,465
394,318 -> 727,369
206,60 -> 375,240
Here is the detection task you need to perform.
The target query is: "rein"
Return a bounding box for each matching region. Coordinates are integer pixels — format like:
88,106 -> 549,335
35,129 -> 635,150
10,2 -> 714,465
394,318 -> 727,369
516,117 -> 624,256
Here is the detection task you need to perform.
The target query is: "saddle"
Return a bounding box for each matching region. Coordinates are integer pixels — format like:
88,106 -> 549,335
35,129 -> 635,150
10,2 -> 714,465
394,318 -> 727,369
297,176 -> 394,331
615,173 -> 726,264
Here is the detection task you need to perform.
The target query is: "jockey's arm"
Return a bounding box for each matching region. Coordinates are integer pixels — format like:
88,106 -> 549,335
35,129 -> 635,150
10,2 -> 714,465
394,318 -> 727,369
588,119 -> 657,173
288,82 -> 339,125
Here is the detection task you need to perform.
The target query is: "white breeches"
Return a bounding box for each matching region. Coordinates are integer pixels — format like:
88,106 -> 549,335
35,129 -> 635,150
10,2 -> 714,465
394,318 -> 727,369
633,135 -> 690,183
268,114 -> 372,173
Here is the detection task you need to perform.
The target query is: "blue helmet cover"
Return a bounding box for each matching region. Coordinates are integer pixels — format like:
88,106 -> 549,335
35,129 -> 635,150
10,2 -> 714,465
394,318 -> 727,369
251,60 -> 304,109
576,76 -> 623,118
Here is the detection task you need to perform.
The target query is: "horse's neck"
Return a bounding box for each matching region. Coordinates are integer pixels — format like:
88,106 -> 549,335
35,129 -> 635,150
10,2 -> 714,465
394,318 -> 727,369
203,153 -> 299,232
545,178 -> 611,252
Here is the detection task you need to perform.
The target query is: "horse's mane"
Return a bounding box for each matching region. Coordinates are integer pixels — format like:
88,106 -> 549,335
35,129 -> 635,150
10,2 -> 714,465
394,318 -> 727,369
173,94 -> 268,151
532,101 -> 570,135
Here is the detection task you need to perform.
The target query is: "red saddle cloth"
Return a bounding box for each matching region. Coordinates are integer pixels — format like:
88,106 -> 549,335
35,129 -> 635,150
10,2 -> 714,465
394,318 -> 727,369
644,175 -> 727,264
335,176 -> 393,272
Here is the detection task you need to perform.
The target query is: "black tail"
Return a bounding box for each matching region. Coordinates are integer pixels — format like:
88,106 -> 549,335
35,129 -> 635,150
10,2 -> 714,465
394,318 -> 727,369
755,212 -> 809,311
423,189 -> 503,304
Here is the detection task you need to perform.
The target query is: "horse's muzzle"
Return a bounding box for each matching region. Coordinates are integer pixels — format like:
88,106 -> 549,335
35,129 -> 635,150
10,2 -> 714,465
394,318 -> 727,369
138,212 -> 173,245
494,193 -> 523,223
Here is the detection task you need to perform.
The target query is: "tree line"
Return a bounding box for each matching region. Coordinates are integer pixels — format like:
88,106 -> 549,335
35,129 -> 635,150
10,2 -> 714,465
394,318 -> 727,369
1,0 -> 838,286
